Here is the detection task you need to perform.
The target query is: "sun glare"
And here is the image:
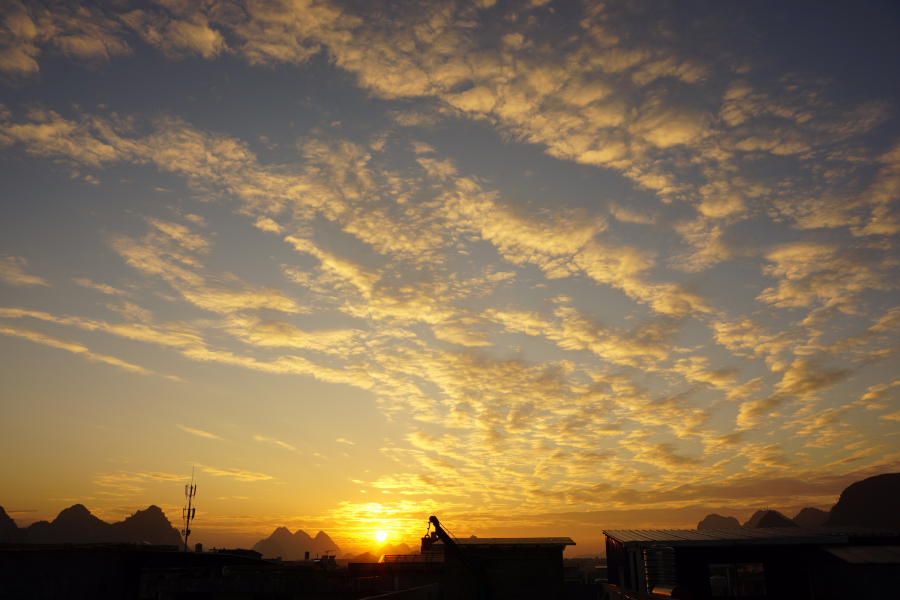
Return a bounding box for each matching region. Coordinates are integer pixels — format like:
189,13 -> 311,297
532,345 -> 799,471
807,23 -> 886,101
376,531 -> 387,543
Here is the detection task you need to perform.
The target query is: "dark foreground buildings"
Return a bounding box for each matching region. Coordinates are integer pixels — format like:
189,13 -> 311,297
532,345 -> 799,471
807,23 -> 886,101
426,535 -> 576,600
4,525 -> 897,599
604,526 -> 900,599
0,533 -> 577,600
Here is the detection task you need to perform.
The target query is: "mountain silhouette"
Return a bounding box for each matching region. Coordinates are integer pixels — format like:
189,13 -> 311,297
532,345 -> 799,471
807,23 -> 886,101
349,551 -> 379,563
251,527 -> 341,560
341,542 -> 413,561
369,542 -> 413,557
23,504 -> 182,545
792,507 -> 829,527
696,473 -> 900,532
824,472 -> 900,529
697,514 -> 740,529
27,504 -> 111,543
756,510 -> 798,528
0,506 -> 21,542
0,506 -> 17,531
741,509 -> 767,528
738,509 -> 797,528
112,505 -> 183,545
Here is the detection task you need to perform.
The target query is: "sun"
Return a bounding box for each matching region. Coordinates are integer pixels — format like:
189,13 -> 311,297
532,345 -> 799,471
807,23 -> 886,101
376,531 -> 387,543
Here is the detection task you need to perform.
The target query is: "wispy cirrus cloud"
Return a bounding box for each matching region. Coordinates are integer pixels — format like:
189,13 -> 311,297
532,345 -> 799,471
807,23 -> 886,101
72,278 -> 130,297
177,425 -> 223,440
197,464 -> 273,482
0,321 -> 154,375
253,435 -> 297,452
0,256 -> 49,287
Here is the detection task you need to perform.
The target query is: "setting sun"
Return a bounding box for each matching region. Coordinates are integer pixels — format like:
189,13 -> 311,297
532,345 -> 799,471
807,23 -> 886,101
375,531 -> 387,544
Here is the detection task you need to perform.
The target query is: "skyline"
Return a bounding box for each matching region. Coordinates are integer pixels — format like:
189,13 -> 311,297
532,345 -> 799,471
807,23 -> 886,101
1,0 -> 899,555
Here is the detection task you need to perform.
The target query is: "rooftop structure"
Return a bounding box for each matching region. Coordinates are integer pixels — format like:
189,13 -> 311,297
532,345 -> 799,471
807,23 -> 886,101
424,520 -> 577,600
450,537 -> 575,547
824,545 -> 900,564
604,527 -> 900,600
381,553 -> 443,563
604,525 -> 896,546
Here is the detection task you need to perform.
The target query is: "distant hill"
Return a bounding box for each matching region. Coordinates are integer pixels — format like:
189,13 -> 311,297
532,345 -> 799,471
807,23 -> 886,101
251,527 -> 341,560
18,504 -> 182,545
695,473 -> 900,532
348,551 -> 378,563
756,511 -> 797,528
26,504 -> 111,543
824,473 -> 900,530
113,505 -> 184,545
742,509 -> 767,528
0,506 -> 17,532
377,542 -> 413,556
697,514 -> 740,529
792,507 -> 829,527
34,504 -> 182,545
341,543 -> 414,562
0,506 -> 22,542
698,509 -> 799,530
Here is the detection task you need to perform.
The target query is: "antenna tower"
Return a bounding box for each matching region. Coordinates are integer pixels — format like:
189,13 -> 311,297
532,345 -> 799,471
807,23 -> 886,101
182,467 -> 197,552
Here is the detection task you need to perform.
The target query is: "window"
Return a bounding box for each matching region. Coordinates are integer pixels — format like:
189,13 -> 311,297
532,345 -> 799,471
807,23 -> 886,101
709,563 -> 766,596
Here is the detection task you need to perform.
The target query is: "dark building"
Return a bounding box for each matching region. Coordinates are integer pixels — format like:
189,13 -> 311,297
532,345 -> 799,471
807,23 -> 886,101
348,553 -> 445,593
0,543 -> 265,600
604,526 -> 900,599
347,534 -> 576,599
434,536 -> 575,600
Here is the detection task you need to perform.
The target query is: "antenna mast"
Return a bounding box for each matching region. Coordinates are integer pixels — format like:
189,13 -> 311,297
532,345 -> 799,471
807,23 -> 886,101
182,467 -> 197,552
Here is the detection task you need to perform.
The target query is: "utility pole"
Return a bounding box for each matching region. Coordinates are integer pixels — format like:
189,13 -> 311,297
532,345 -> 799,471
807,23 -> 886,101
182,467 -> 197,552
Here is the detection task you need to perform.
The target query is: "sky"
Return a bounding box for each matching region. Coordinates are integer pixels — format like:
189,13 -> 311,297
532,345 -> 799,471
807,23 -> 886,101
1,0 -> 899,556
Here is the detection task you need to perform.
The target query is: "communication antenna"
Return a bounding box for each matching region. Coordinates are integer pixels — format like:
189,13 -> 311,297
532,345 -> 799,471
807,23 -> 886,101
182,467 -> 197,552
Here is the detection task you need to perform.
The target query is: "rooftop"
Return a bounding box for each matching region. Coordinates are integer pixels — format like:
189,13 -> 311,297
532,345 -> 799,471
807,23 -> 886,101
824,545 -> 900,564
381,554 -> 444,563
448,537 -> 576,547
603,527 -> 900,548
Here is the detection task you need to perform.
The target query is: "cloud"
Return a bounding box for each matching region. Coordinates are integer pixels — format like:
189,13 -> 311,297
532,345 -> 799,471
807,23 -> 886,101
110,221 -> 300,315
0,321 -> 154,375
736,360 -> 852,430
0,305 -> 376,392
4,2 -> 893,273
1,2 -> 899,526
0,1 -> 130,81
433,321 -> 492,347
490,305 -> 680,369
609,203 -> 656,225
336,438 -> 354,445
177,425 -> 222,440
253,216 -> 283,234
254,435 -> 297,451
120,9 -> 226,60
72,278 -> 129,296
671,356 -> 738,389
92,470 -> 187,494
198,465 -> 274,482
0,256 -> 49,287
222,315 -> 363,357
757,241 -> 894,311
0,108 -> 133,167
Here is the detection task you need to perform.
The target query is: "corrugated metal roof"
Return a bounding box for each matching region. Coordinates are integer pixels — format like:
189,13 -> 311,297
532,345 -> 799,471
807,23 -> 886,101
603,527 -> 900,548
381,553 -> 444,563
450,537 -> 575,546
824,546 -> 900,564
